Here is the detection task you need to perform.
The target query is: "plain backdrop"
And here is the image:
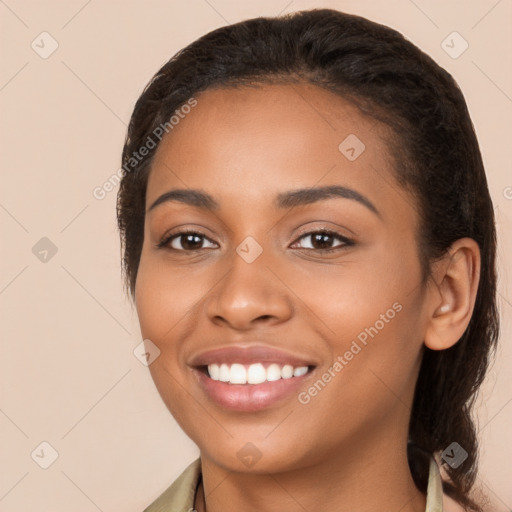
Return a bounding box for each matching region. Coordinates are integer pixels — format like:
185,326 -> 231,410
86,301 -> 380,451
1,1 -> 511,510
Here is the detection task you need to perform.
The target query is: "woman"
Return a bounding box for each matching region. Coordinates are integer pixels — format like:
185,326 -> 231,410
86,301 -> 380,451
117,8 -> 499,512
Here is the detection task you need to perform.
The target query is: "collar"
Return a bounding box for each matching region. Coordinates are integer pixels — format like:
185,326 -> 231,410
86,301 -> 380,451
426,456 -> 444,511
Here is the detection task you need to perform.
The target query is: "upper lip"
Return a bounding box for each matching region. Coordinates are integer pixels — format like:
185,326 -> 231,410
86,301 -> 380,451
189,345 -> 317,368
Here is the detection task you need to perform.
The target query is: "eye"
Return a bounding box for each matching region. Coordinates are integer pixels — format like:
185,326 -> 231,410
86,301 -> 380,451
291,229 -> 354,253
157,228 -> 354,254
157,230 -> 217,251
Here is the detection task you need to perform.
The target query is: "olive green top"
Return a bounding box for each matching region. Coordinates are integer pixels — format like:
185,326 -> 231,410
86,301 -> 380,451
143,456 -> 443,512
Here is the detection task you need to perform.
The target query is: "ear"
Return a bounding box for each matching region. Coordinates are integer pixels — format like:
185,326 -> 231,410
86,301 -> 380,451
424,238 -> 481,351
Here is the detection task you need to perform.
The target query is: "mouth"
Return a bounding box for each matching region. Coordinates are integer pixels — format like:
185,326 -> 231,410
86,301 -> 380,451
192,361 -> 316,412
189,344 -> 318,411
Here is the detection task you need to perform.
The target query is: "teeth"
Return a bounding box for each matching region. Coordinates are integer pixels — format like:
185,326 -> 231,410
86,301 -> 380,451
247,363 -> 266,384
293,366 -> 308,377
266,363 -> 282,382
208,363 -> 220,380
229,363 -> 247,384
219,364 -> 230,382
207,363 -> 310,384
282,364 -> 293,379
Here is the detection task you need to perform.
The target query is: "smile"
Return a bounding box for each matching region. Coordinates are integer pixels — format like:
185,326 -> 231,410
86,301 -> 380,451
189,344 -> 317,411
206,362 -> 310,384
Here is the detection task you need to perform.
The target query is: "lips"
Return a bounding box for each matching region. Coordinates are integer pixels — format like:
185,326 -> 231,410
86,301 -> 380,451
189,344 -> 316,367
189,345 -> 317,411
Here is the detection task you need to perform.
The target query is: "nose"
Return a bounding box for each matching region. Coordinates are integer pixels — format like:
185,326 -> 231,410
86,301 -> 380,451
205,251 -> 294,331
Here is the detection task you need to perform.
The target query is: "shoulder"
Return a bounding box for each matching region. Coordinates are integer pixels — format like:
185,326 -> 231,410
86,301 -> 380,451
143,458 -> 201,512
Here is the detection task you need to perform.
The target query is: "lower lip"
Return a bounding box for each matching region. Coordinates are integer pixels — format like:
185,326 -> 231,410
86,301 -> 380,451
193,368 -> 313,412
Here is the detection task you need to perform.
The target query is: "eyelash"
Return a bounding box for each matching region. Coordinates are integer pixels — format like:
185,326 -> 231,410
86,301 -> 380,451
157,229 -> 354,254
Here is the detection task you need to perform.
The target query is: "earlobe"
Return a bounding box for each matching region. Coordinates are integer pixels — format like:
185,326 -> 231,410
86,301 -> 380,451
424,238 -> 481,351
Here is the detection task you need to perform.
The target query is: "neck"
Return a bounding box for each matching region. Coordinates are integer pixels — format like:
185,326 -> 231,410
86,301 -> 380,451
195,419 -> 426,512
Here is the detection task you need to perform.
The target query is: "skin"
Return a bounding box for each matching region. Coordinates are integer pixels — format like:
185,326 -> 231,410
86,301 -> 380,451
135,83 -> 480,512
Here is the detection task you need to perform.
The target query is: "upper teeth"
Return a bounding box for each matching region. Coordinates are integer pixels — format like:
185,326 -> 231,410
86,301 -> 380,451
207,363 -> 309,384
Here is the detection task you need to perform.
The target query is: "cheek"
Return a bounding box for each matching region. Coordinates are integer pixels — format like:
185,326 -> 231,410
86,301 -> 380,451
293,241 -> 425,393
134,253 -> 200,422
135,251 -> 204,342
287,245 -> 421,344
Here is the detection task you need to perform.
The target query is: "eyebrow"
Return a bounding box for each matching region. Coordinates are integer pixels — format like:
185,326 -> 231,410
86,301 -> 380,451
147,185 -> 380,217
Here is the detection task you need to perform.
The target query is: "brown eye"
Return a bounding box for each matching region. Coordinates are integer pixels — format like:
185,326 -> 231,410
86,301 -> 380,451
292,230 -> 354,253
158,231 -> 217,251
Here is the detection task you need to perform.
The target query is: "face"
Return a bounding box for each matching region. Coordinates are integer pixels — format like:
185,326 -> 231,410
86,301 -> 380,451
135,83 -> 431,473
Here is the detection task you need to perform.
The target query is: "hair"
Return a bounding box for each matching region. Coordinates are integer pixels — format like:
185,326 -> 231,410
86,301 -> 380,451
117,8 -> 499,510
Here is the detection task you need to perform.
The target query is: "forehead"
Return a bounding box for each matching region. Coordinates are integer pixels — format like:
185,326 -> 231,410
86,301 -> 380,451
146,82 -> 402,215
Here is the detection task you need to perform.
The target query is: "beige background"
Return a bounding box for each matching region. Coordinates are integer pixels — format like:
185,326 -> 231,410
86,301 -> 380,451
0,0 -> 510,510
